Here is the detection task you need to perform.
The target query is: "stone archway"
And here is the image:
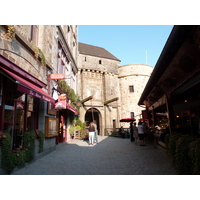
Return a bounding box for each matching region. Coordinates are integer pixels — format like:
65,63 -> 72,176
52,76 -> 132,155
85,108 -> 101,135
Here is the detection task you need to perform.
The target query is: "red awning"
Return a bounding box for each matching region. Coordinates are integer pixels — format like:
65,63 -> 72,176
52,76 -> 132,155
66,102 -> 79,115
1,67 -> 55,104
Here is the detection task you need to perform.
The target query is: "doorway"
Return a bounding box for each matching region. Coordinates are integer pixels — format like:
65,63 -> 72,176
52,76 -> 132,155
85,108 -> 101,135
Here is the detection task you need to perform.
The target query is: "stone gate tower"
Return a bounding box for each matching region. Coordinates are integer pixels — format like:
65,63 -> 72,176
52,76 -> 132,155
78,43 -> 121,135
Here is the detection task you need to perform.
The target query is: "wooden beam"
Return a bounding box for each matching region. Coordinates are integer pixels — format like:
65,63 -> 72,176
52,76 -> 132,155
104,97 -> 119,105
81,95 -> 93,103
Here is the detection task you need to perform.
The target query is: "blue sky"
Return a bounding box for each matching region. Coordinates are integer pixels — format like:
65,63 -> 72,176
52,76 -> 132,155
78,25 -> 174,67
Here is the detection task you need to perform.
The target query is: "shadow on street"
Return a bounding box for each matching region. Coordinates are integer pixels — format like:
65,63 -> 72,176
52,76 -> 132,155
11,136 -> 177,175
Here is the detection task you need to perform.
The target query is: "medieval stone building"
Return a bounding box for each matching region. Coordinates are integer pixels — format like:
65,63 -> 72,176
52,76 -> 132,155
0,25 -> 78,173
78,42 -> 153,134
78,42 -> 121,135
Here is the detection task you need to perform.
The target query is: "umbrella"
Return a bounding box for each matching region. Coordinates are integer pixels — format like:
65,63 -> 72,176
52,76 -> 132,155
139,118 -> 148,121
120,118 -> 136,122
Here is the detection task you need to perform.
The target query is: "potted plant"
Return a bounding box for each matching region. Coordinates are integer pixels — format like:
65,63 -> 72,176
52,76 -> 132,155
69,119 -> 87,140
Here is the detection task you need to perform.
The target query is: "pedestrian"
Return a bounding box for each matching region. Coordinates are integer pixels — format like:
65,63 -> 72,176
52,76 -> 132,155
130,121 -> 134,142
93,120 -> 98,143
133,122 -> 139,145
143,121 -> 149,145
138,121 -> 145,146
120,126 -> 125,138
88,122 -> 95,145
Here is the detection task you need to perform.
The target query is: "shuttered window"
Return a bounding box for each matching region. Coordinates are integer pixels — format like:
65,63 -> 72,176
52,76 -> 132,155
30,25 -> 39,45
129,85 -> 134,93
130,112 -> 135,118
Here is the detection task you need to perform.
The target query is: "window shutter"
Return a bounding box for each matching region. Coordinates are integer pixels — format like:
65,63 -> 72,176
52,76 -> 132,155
31,25 -> 39,45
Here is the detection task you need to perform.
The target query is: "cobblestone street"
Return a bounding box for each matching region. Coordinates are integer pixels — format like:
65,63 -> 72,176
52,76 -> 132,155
11,136 -> 177,175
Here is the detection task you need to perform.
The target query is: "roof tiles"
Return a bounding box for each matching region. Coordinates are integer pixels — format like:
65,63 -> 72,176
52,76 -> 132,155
78,42 -> 120,61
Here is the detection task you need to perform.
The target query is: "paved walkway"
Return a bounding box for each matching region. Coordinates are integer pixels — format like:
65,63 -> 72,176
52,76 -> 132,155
11,136 -> 177,175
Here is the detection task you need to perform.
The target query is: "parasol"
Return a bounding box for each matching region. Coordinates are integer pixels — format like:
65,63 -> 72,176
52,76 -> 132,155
139,118 -> 148,121
120,118 -> 136,122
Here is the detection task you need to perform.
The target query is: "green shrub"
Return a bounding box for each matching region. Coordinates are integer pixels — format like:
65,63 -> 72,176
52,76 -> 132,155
1,133 -> 15,173
165,132 -> 200,175
175,135 -> 193,174
1,130 -> 36,173
168,133 -> 182,159
57,80 -> 78,105
188,139 -> 200,175
12,150 -> 26,168
23,130 -> 35,162
69,119 -> 87,135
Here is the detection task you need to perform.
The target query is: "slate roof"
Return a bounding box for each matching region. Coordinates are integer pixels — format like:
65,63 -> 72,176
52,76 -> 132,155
78,42 -> 121,61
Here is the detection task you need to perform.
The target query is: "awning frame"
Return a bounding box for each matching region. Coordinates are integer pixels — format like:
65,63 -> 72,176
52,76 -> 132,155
0,67 -> 55,104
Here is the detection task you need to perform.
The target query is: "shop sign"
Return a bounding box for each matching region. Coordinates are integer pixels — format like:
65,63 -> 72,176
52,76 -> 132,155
55,94 -> 66,109
16,102 -> 24,110
50,73 -> 65,80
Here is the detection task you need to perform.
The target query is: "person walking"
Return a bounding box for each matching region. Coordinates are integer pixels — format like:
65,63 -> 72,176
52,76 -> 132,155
130,121 -> 134,142
93,120 -> 98,144
143,121 -> 149,145
138,121 -> 145,146
88,122 -> 95,145
133,122 -> 139,145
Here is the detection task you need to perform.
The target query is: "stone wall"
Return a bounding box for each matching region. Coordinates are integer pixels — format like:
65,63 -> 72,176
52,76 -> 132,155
0,26 -> 47,84
79,54 -> 120,73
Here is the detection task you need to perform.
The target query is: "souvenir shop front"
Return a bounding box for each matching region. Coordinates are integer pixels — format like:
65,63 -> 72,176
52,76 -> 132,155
0,56 -> 55,149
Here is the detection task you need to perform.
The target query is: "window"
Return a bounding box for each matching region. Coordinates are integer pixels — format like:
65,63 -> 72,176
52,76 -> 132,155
59,61 -> 65,74
27,95 -> 39,131
30,25 -> 39,45
3,93 -> 39,149
99,60 -> 102,64
57,43 -> 66,74
129,85 -> 134,93
130,112 -> 135,119
3,79 -> 26,149
85,57 -> 87,61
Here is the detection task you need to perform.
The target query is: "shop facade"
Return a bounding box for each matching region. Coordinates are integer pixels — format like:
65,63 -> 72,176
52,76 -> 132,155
138,25 -> 200,137
0,55 -> 56,149
0,25 -> 78,173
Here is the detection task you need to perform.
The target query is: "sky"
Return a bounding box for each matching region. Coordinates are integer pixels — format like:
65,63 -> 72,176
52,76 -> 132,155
78,25 -> 174,67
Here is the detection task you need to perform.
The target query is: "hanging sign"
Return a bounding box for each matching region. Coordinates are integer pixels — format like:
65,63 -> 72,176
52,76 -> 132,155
55,94 -> 66,109
50,73 -> 65,80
